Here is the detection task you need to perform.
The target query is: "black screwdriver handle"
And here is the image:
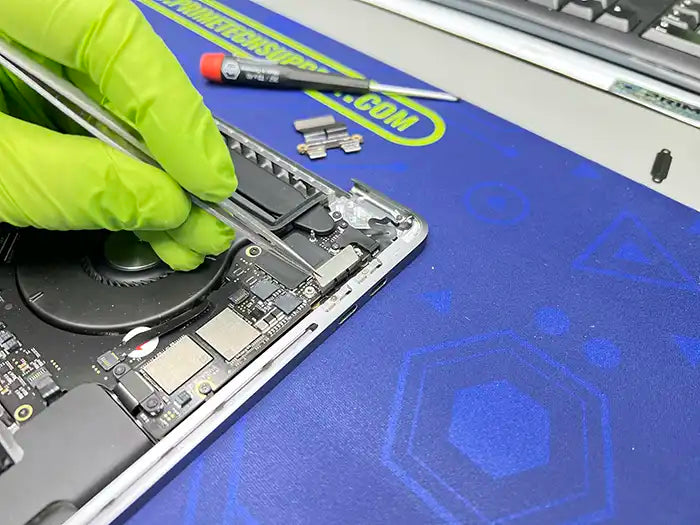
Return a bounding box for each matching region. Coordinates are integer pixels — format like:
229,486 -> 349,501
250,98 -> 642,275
218,56 -> 371,93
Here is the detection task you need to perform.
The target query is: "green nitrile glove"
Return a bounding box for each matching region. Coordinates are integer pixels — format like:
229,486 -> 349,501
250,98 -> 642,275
0,0 -> 237,271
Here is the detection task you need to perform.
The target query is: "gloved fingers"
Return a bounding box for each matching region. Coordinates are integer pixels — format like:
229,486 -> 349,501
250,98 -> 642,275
0,112 -> 190,231
64,67 -> 137,137
136,207 -> 235,271
0,0 -> 237,202
0,81 -> 6,113
64,68 -> 111,110
166,206 -> 235,257
135,231 -> 205,272
0,37 -> 69,130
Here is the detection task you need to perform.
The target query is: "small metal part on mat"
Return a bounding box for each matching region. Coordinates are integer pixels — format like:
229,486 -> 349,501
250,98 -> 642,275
294,115 -> 363,160
651,148 -> 672,183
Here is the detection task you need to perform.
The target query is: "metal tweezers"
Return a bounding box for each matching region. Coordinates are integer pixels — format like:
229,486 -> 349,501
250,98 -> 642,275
0,39 -> 318,278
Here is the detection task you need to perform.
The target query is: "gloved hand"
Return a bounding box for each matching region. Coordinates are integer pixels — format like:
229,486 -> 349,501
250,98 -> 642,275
0,0 -> 237,271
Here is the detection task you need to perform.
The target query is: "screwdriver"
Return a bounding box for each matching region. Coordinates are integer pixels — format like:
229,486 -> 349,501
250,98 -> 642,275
200,53 -> 458,102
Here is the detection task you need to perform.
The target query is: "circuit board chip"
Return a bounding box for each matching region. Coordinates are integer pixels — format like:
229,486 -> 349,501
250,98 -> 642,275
250,280 -> 278,301
143,337 -> 212,394
273,293 -> 302,315
196,308 -> 262,361
97,351 -> 121,371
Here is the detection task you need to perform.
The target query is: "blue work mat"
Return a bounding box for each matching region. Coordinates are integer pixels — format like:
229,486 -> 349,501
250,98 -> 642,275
122,1 -> 700,523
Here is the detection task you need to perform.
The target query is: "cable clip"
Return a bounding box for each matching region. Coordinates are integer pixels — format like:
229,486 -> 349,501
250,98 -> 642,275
294,115 -> 363,160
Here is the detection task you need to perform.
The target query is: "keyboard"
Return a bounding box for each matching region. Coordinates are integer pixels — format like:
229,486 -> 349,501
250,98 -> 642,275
427,0 -> 700,94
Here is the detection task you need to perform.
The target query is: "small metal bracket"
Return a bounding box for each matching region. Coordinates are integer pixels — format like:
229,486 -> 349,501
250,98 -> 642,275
650,148 -> 672,184
294,115 -> 363,160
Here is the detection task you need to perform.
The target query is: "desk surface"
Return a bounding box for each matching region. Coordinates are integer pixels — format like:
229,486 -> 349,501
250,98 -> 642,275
120,1 -> 699,524
257,0 -> 699,212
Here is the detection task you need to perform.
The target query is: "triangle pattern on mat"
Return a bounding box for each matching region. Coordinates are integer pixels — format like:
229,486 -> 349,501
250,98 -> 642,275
573,212 -> 698,292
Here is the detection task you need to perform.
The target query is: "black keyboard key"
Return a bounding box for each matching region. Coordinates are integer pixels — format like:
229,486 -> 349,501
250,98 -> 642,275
676,5 -> 700,25
596,4 -> 638,31
642,23 -> 700,58
562,0 -> 604,20
529,0 -> 569,9
676,8 -> 699,28
664,12 -> 697,29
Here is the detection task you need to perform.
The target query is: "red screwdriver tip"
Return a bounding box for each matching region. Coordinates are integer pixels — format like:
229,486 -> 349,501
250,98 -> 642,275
200,53 -> 225,82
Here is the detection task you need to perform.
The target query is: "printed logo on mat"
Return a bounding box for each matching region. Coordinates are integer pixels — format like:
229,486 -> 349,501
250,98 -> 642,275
421,290 -> 452,314
137,0 -> 446,147
384,331 -> 614,524
464,181 -> 530,226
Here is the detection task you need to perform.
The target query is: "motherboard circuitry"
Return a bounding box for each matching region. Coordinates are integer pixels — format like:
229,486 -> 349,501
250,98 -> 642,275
0,123 -> 403,443
123,224 -> 377,440
0,341 -> 60,428
0,213 -> 392,442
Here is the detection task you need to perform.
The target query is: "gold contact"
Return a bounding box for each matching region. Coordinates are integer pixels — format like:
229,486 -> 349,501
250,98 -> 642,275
245,245 -> 262,258
195,380 -> 215,399
14,403 -> 33,422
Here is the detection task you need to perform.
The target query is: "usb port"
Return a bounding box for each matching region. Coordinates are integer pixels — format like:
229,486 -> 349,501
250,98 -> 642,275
369,278 -> 387,297
338,305 -> 358,325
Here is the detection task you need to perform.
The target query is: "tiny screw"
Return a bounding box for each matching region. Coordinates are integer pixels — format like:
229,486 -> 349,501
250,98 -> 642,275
145,398 -> 158,409
114,364 -> 127,376
198,383 -> 212,395
332,211 -> 342,220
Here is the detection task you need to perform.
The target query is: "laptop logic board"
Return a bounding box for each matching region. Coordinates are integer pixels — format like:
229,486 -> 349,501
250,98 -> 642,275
0,122 -> 425,525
